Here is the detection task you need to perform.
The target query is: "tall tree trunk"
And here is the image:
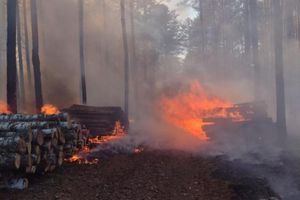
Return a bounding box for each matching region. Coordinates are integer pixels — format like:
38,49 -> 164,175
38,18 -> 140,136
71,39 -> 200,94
198,0 -> 205,53
120,0 -> 129,117
102,0 -> 109,68
273,0 -> 287,140
249,0 -> 261,100
23,0 -> 32,87
17,1 -> 25,109
297,0 -> 300,48
244,0 -> 251,55
129,0 -> 137,117
6,0 -> 18,113
78,0 -> 87,105
31,0 -> 43,112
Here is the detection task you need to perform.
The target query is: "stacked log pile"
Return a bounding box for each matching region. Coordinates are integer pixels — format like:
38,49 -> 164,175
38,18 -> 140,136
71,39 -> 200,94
0,113 -> 89,189
202,102 -> 279,144
63,104 -> 128,136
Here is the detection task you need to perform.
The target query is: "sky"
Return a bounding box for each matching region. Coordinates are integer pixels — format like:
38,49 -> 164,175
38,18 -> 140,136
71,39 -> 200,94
163,0 -> 197,20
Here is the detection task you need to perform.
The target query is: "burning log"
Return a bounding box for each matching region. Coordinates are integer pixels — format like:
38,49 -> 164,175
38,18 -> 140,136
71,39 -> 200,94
63,104 -> 128,136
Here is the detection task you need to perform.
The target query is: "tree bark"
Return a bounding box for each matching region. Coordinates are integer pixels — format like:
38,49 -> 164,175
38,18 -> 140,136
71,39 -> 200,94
129,0 -> 137,118
78,0 -> 87,105
249,0 -> 261,100
120,0 -> 130,117
23,0 -> 32,87
6,0 -> 18,113
244,0 -> 251,55
17,2 -> 25,109
0,153 -> 21,170
273,0 -> 287,140
0,136 -> 27,154
102,0 -> 110,69
31,0 -> 43,112
198,0 -> 205,53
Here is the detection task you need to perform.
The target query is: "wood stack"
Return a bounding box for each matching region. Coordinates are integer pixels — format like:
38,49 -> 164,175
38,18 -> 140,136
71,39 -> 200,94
202,102 -> 278,143
0,113 -> 89,188
63,104 -> 128,136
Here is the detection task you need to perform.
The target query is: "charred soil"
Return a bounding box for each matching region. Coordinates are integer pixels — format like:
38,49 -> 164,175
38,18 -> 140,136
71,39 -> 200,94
0,150 -> 278,200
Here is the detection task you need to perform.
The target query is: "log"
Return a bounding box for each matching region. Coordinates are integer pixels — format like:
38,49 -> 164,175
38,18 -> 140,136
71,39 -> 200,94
57,128 -> 66,145
41,141 -> 52,152
32,130 -> 44,145
38,128 -> 58,140
0,131 -> 32,143
64,130 -> 78,140
0,122 -> 49,131
0,113 -> 70,122
6,178 -> 29,189
31,154 -> 41,165
20,154 -> 32,168
26,165 -> 37,174
32,145 -> 41,156
0,153 -> 21,170
0,136 -> 27,153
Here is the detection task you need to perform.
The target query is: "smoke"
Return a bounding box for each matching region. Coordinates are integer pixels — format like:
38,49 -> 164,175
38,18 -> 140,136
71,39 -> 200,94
1,0 -> 300,198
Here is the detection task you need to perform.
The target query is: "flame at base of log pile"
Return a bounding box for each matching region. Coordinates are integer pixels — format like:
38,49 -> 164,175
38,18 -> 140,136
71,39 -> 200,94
65,121 -> 128,164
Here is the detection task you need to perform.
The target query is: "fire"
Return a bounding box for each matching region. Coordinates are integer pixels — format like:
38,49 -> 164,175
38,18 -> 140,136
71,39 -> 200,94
66,121 -> 126,164
159,81 -> 245,140
0,101 -> 11,114
41,104 -> 60,115
67,146 -> 99,164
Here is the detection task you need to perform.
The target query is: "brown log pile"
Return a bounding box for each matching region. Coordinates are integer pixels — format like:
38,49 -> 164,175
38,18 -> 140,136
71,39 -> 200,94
0,113 -> 89,189
63,104 -> 128,136
202,102 -> 278,143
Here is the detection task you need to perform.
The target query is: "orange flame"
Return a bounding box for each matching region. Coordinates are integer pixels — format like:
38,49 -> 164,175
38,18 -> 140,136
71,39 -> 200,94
66,121 -> 126,164
0,101 -> 11,114
41,104 -> 60,115
159,81 -> 245,140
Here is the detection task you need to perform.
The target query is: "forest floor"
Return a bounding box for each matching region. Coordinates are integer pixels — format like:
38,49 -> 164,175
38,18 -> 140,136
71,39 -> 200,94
0,150 -> 281,200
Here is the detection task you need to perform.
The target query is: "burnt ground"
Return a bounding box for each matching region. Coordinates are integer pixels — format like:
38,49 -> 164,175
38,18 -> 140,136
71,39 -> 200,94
0,150 -> 280,200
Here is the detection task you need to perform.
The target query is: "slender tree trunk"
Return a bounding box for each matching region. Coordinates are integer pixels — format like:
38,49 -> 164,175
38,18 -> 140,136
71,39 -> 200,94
23,0 -> 32,86
244,0 -> 251,55
102,0 -> 109,68
120,0 -> 129,117
297,0 -> 300,48
78,0 -> 87,105
31,0 -> 43,112
16,2 -> 25,109
0,1 -> 5,96
7,0 -> 18,113
273,0 -> 287,140
198,0 -> 205,53
142,0 -> 148,82
249,0 -> 261,100
129,0 -> 137,117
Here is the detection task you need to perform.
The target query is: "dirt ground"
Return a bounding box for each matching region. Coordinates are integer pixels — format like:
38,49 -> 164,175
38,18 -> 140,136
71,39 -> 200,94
0,150 -> 278,200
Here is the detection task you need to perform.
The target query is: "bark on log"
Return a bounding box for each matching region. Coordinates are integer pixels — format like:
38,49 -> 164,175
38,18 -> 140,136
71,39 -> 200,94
0,153 -> 21,170
0,113 -> 69,122
32,130 -> 44,145
31,154 -> 41,165
0,131 -> 32,143
21,154 -> 32,168
0,136 -> 27,153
